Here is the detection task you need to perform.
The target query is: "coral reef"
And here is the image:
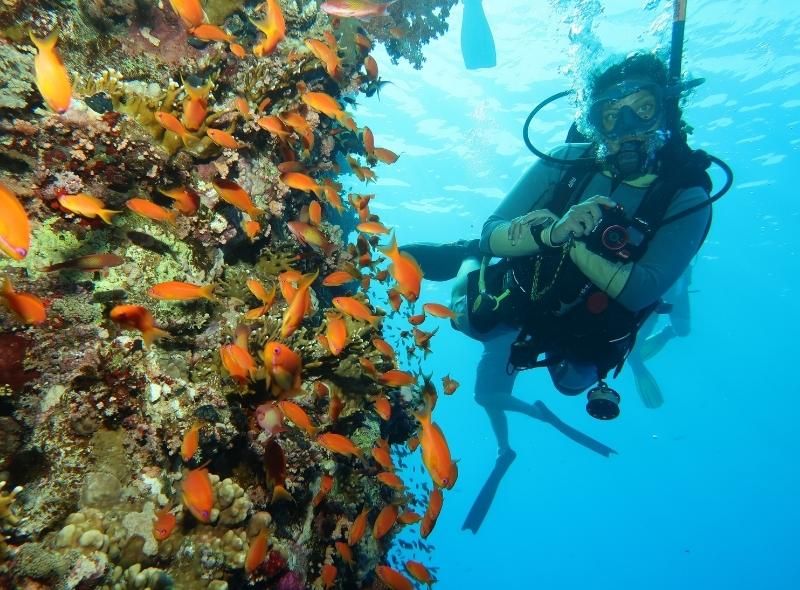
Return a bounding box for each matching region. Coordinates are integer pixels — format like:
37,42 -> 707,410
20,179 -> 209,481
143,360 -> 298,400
0,1 -> 456,589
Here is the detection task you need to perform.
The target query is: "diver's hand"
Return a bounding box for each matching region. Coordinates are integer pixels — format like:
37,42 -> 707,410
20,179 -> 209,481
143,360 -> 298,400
550,196 -> 617,245
506,209 -> 558,247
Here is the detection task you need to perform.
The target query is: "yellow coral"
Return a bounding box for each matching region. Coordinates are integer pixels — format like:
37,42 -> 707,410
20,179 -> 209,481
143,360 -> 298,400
0,480 -> 21,526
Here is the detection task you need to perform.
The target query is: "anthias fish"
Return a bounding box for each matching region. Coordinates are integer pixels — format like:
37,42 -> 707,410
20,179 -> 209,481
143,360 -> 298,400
30,30 -> 72,113
321,0 -> 397,20
0,183 -> 30,261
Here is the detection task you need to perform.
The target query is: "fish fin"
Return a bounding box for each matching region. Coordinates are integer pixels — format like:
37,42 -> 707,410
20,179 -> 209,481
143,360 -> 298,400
143,327 -> 170,347
29,29 -> 58,51
250,207 -> 265,219
98,209 -> 121,225
271,484 -> 294,504
201,284 -> 217,301
165,210 -> 179,226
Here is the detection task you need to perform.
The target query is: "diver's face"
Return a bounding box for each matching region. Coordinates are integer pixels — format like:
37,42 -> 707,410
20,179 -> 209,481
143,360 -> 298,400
600,89 -> 660,154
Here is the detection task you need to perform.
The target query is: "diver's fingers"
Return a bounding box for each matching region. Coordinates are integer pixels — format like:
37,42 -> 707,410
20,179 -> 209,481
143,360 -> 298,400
589,195 -> 617,209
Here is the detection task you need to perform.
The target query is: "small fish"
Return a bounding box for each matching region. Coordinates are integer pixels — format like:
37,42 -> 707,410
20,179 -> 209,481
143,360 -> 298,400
335,541 -> 353,565
181,78 -> 213,132
30,29 -> 72,113
371,439 -> 393,471
280,172 -> 322,197
0,183 -> 30,261
373,394 -> 391,421
364,55 -> 379,80
324,312 -> 348,356
312,474 -> 334,507
373,504 -> 398,540
301,91 -> 345,121
148,281 -> 216,301
397,511 -> 422,525
181,467 -> 214,523
357,221 -> 390,235
42,253 -> 124,273
245,529 -> 269,575
348,507 -> 370,545
380,234 -> 423,303
190,24 -> 233,43
246,278 -> 276,307
277,160 -> 305,173
362,126 -> 375,154
322,270 -> 358,287
59,193 -> 120,224
308,200 -> 323,226
278,400 -> 317,437
181,422 -> 201,462
373,146 -> 400,164
280,270 -> 317,338
155,111 -> 193,144
320,179 -> 344,213
376,471 -> 404,491
405,561 -> 435,588
407,436 -> 419,452
168,0 -> 207,28
255,401 -> 285,436
372,338 -> 395,359
126,231 -> 173,256
320,563 -> 337,589
153,507 -> 177,541
262,341 -> 303,396
378,369 -> 415,387
305,38 -> 342,79
220,343 -> 257,385
413,326 -> 438,355
387,288 -> 402,311
212,178 -> 263,218
317,432 -> 362,458
257,115 -> 291,140
109,304 -> 169,346
417,392 -> 456,489
242,219 -> 261,241
286,221 -> 335,257
1,278 -> 46,325
229,42 -> 246,59
251,0 -> 286,57
422,302 -> 455,319
332,296 -> 380,325
425,488 -> 443,522
207,128 -> 242,149
375,565 -> 414,590
442,374 -> 460,395
265,438 -> 293,503
158,186 -> 200,215
321,0 -> 398,21
127,198 -> 179,225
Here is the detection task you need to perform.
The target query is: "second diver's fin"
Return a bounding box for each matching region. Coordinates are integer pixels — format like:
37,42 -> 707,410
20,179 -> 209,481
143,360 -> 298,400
628,356 -> 665,409
460,0 -> 496,70
461,449 -> 516,534
637,326 -> 676,362
531,400 -> 618,457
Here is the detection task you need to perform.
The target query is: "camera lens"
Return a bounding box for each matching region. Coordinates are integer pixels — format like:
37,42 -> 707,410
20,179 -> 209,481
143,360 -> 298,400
601,225 -> 628,251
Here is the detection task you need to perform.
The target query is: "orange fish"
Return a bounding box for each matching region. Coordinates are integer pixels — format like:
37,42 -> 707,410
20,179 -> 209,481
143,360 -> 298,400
320,179 -> 344,213
413,326 -> 438,355
286,221 -> 334,257
207,128 -> 242,149
442,374 -> 460,395
317,432 -> 362,458
348,507 -> 369,546
251,0 -> 286,57
322,270 -> 357,287
305,38 -> 342,79
301,91 -> 345,121
256,401 -> 285,436
148,281 -> 215,301
375,565 -> 414,590
280,172 -> 322,197
376,471 -> 404,491
257,115 -> 291,140
263,341 -> 303,395
181,78 -> 213,132
320,563 -> 337,589
247,278 -> 276,307
378,369 -> 415,387
1,278 -> 46,325
190,23 -> 233,42
335,540 -> 353,565
152,507 -> 177,541
332,296 -> 380,326
407,313 -> 426,326
373,146 -> 400,164
387,288 -> 402,312
242,219 -> 261,241
234,96 -> 251,117
277,160 -> 305,173
420,514 -> 435,539
328,391 -> 343,423
364,55 -> 378,80
181,422 -> 201,462
373,504 -> 398,540
109,304 -> 169,346
372,338 -> 395,359
312,474 -> 334,507
362,126 -> 375,155
357,221 -> 390,235
126,198 -> 178,225
229,42 -> 246,59
278,269 -> 303,303
220,343 -> 257,385
245,529 -> 269,575
405,561 -> 435,587
280,270 -> 317,338
212,178 -> 263,218
0,184 -> 30,261
158,186 -> 200,215
155,111 -> 193,145
324,312 -> 348,356
354,32 -> 372,51
360,357 -> 378,378
380,234 -> 423,303
373,394 -> 391,421
371,439 -> 393,471
30,30 -> 72,113
278,400 -> 317,437
397,511 -> 422,525
181,467 -> 214,523
308,200 -> 323,226
426,488 -> 443,521
423,302 -> 456,319
407,436 -> 419,452
42,253 -> 124,273
59,193 -> 120,224
416,394 -> 456,489
168,0 -> 206,28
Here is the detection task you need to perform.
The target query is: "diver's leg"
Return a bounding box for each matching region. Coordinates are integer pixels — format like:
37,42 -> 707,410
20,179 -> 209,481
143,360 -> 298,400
401,239 -> 481,282
529,401 -> 617,456
461,0 -> 496,70
473,332 -> 519,455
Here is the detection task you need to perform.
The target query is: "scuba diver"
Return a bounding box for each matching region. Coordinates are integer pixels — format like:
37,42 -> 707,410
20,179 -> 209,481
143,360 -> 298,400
461,0 -> 496,70
403,4 -> 733,529
627,260 -> 695,408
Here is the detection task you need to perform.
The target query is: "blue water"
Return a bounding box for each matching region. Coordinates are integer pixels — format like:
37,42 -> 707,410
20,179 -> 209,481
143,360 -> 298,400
352,1 -> 800,588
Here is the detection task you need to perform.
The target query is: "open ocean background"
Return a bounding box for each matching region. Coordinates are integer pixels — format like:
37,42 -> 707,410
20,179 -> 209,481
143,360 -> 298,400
350,1 -> 799,588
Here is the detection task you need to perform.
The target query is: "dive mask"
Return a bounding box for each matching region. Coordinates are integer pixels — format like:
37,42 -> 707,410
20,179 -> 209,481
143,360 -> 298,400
588,79 -> 666,140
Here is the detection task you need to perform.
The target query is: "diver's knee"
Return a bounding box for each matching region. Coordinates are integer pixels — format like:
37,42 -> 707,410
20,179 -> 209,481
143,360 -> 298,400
672,320 -> 690,338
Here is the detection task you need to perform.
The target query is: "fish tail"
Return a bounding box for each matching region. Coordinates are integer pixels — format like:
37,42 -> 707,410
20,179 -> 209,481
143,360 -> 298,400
143,327 -> 170,347
98,209 -> 121,225
201,284 -> 217,301
271,484 -> 294,504
30,28 -> 58,51
165,210 -> 179,226
379,233 -> 399,259
249,207 -> 264,219
1,277 -> 13,295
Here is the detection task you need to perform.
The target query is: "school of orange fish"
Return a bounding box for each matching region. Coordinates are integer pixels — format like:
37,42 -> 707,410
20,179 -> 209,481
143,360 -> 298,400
0,1 -> 462,588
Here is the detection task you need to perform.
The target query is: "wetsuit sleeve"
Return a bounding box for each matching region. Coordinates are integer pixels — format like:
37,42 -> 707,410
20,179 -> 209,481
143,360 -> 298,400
616,186 -> 710,311
481,146 -> 577,255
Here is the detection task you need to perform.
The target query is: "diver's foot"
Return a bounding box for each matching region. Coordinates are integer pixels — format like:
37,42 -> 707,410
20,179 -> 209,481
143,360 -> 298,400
496,447 -> 517,468
529,400 -> 558,424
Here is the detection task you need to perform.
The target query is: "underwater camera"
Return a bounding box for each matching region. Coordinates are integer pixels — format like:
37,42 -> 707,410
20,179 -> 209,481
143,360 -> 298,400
583,205 -> 650,262
586,381 -> 621,420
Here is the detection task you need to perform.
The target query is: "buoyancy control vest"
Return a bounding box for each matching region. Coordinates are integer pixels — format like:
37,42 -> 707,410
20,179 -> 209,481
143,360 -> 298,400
466,143 -> 713,380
